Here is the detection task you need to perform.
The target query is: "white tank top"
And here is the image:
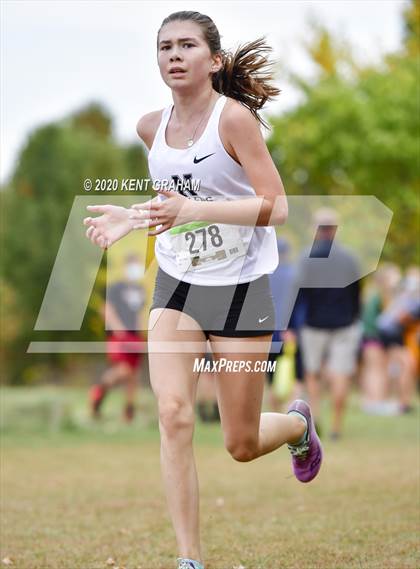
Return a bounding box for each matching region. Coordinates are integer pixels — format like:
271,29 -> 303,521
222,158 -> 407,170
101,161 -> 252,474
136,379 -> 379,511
147,95 -> 279,285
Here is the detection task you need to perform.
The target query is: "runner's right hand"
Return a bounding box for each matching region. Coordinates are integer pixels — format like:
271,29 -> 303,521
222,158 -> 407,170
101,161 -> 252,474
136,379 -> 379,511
83,205 -> 137,249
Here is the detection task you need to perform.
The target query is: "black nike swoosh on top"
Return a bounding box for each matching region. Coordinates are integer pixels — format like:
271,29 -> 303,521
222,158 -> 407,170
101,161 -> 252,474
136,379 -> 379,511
193,153 -> 215,164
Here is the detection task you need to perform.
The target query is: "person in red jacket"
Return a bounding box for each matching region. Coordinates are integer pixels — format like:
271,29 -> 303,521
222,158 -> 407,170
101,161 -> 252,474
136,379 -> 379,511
89,253 -> 146,422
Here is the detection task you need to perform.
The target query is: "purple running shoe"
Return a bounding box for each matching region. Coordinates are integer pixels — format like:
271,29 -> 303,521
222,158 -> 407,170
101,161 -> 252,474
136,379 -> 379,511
287,399 -> 323,483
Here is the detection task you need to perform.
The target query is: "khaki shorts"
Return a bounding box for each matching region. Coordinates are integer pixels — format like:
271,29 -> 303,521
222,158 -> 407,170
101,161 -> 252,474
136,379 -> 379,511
300,321 -> 362,376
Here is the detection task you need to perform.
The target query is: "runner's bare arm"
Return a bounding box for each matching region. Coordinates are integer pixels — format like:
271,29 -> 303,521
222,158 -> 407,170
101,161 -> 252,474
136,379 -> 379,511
188,101 -> 287,226
136,110 -> 164,150
217,101 -> 288,226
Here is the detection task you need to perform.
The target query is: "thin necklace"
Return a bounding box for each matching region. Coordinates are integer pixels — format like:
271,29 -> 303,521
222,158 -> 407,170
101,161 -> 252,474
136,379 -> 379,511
175,94 -> 220,148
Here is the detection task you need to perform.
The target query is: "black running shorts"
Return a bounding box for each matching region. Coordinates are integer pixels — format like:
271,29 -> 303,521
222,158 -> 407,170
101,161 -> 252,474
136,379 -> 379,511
150,268 -> 275,339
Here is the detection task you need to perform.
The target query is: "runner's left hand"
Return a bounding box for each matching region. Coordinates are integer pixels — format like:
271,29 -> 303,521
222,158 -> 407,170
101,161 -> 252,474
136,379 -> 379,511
129,190 -> 196,236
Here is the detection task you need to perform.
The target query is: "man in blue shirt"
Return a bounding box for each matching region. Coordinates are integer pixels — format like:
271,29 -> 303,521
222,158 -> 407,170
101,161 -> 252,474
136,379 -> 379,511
297,208 -> 362,440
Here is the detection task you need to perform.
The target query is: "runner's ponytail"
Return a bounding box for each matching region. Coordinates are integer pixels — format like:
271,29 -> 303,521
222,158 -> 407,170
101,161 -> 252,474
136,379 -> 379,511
212,38 -> 280,128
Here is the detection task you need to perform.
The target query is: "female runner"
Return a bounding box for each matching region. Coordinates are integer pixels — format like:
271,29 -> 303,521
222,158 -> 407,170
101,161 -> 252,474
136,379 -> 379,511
84,11 -> 323,569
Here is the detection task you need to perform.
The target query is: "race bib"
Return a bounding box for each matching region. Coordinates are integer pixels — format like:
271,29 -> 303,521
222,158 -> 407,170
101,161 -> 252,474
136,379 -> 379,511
168,221 -> 246,271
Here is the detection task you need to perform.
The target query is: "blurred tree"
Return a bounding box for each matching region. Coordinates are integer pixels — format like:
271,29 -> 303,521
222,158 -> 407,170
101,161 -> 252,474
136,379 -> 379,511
303,21 -> 343,77
402,0 -> 420,55
1,104 -> 149,384
70,102 -> 113,139
268,0 -> 419,265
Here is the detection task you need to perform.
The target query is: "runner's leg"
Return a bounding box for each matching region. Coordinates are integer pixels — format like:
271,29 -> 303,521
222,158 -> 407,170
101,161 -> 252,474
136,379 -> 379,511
149,308 -> 207,563
209,335 -> 307,461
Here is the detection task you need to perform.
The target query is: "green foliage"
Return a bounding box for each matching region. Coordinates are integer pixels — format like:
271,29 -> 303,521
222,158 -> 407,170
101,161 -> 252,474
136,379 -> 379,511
403,0 -> 420,55
1,104 -> 148,384
69,101 -> 113,139
268,4 -> 419,265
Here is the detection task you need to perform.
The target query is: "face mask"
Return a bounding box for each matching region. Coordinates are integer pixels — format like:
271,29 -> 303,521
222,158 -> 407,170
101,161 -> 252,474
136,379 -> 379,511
125,263 -> 142,281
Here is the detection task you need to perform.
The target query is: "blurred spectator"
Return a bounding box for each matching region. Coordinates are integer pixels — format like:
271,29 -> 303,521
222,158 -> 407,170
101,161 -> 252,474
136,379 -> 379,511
89,253 -> 146,422
403,267 -> 420,383
297,208 -> 362,440
360,263 -> 402,415
376,265 -> 419,413
196,352 -> 220,423
266,238 -> 306,411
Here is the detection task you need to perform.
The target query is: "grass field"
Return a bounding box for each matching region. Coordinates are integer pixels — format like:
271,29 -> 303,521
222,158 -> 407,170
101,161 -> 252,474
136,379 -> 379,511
1,386 -> 419,569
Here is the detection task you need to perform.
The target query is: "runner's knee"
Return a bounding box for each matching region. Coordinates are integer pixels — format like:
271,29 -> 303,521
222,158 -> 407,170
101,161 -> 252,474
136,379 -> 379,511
225,435 -> 258,462
158,398 -> 195,438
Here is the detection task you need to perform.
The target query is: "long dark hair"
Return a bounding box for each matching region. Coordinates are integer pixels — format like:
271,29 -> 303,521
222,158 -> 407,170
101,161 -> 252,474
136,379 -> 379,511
157,11 -> 280,128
